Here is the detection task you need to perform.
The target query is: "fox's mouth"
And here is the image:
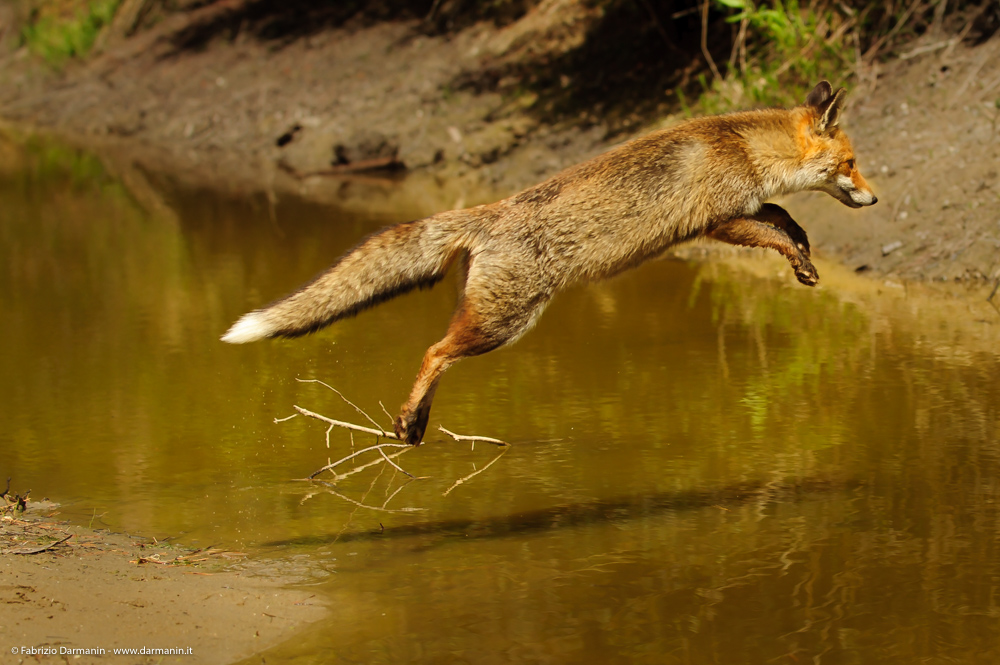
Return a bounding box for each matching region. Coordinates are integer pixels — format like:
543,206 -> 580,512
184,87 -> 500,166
850,194 -> 879,207
833,188 -> 876,208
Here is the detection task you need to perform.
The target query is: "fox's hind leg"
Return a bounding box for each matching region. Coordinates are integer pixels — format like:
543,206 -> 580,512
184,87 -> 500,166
394,253 -> 552,445
707,204 -> 819,286
393,302 -> 498,445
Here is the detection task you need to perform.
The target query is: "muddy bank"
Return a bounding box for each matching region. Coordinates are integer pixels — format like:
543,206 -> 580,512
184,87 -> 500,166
0,1 -> 618,208
2,502 -> 325,664
1,4 -> 998,285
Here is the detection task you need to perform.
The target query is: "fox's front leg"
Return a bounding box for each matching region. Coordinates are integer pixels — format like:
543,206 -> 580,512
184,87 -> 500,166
706,203 -> 818,286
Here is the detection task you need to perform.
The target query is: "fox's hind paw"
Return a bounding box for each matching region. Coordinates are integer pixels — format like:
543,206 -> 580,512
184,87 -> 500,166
394,407 -> 429,446
794,260 -> 819,287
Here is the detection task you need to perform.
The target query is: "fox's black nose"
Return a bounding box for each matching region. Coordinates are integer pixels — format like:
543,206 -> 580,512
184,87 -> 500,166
871,196 -> 878,205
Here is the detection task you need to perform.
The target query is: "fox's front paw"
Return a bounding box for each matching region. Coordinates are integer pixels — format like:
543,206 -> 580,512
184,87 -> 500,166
794,259 -> 819,286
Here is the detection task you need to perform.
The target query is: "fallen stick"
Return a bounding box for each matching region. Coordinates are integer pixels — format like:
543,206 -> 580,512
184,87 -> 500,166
286,385 -> 512,504
379,447 -> 427,479
439,426 -> 509,448
443,448 -> 509,497
308,440 -> 410,479
277,155 -> 403,179
308,480 -> 425,513
314,446 -> 413,482
293,405 -> 399,440
296,379 -> 389,436
12,533 -> 73,555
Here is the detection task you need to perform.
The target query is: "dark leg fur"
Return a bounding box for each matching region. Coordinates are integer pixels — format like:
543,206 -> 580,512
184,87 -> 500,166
707,204 -> 818,286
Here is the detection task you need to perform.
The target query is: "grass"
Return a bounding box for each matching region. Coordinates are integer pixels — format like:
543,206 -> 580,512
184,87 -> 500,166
21,0 -> 120,67
689,0 -> 993,113
708,0 -> 855,109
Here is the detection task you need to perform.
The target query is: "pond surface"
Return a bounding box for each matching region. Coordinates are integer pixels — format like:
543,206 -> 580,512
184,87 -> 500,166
3,136 -> 1000,664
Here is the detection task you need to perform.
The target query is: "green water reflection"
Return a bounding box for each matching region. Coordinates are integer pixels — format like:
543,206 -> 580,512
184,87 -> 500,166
2,136 -> 999,664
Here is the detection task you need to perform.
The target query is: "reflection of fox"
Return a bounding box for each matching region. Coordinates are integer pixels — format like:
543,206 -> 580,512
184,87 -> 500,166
223,81 -> 876,445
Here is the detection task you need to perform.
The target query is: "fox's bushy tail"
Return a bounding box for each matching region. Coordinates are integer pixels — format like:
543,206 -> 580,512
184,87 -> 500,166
221,213 -> 473,344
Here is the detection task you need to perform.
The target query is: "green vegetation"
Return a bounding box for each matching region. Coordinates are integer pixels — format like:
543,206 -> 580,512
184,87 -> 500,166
448,0 -> 995,131
6,0 -> 996,121
697,0 -> 995,111
704,0 -> 858,110
20,0 -> 120,66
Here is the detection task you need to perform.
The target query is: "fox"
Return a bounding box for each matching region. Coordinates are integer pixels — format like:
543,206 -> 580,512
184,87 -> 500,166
223,80 -> 876,445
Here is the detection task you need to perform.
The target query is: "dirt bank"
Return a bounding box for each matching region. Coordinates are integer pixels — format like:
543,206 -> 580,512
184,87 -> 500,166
0,3 -> 998,287
786,38 -> 1000,284
1,4 -> 998,288
2,500 -> 325,664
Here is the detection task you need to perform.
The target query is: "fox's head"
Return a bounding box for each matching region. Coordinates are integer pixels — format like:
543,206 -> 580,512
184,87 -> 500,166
800,81 -> 877,208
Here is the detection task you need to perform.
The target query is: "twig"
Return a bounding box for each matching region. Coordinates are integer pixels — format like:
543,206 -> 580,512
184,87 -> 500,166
336,460 -> 389,538
378,401 -> 395,425
637,0 -> 674,52
294,405 -> 401,440
378,447 -> 424,479
701,0 -> 722,81
988,279 -> 1000,316
308,440 -> 410,479
280,388 -> 511,503
333,446 -> 412,480
729,15 -> 749,74
298,487 -> 323,505
311,480 -> 425,513
297,378 -> 388,436
443,449 -> 509,497
438,426 -> 509,448
12,534 -> 73,555
773,34 -> 818,78
381,482 -> 412,510
425,0 -> 444,22
929,0 -> 947,35
955,39 -> 1000,99
863,0 -> 923,62
294,446 -> 413,483
898,38 -> 955,60
277,155 -> 402,179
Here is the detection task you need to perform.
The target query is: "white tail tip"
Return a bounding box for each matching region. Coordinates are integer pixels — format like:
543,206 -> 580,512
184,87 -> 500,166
221,312 -> 270,344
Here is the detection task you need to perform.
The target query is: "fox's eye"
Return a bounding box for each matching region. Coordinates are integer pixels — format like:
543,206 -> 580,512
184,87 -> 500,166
846,159 -> 856,170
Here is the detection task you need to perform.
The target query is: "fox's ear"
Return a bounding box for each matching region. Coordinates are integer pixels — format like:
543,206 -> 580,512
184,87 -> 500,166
814,87 -> 846,134
805,81 -> 833,108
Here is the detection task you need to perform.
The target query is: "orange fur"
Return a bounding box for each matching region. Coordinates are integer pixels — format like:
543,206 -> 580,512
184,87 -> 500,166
223,81 -> 877,444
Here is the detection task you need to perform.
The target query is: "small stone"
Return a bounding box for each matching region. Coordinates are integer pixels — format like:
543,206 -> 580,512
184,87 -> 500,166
882,241 -> 904,256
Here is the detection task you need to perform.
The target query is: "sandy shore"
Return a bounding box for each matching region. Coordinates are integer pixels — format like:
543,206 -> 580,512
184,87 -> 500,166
2,503 -> 325,665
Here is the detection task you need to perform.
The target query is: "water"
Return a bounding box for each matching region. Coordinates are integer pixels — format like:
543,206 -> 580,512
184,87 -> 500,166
2,135 -> 1000,664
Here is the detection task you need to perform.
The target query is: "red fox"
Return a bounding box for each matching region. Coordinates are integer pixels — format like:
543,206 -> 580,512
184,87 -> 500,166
223,81 -> 876,445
